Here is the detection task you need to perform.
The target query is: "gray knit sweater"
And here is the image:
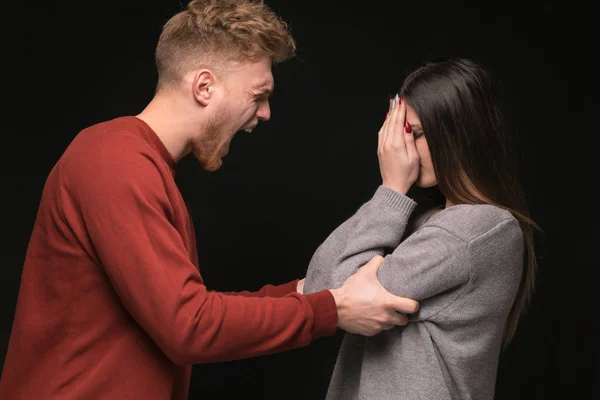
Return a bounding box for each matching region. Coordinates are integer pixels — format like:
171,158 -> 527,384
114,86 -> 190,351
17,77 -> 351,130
304,186 -> 524,400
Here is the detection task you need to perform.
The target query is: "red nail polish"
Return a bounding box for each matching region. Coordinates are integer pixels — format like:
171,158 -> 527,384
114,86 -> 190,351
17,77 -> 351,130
405,121 -> 412,133
399,97 -> 403,105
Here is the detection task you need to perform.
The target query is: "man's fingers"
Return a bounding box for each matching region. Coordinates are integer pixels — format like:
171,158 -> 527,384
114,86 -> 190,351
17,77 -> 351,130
386,311 -> 409,326
388,295 -> 420,315
360,255 -> 419,314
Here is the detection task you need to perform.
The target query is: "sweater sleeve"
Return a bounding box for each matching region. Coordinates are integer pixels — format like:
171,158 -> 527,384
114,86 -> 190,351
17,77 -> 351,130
222,280 -> 300,298
303,186 -> 417,294
62,147 -> 337,365
376,226 -> 471,320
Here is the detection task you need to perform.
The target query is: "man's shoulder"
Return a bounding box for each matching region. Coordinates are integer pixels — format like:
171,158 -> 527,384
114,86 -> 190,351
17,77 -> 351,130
76,116 -> 150,150
62,116 -> 157,167
54,116 -> 167,187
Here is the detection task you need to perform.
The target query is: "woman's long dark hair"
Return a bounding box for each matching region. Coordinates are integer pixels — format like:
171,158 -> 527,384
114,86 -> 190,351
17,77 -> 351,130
400,58 -> 539,346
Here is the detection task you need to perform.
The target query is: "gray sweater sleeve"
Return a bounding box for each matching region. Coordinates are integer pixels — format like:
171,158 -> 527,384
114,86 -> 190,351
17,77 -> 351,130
376,225 -> 470,320
303,186 -> 417,294
303,185 -> 474,319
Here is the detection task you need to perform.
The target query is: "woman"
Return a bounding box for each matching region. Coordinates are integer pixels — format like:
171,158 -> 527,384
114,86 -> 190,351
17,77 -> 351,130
302,58 -> 538,399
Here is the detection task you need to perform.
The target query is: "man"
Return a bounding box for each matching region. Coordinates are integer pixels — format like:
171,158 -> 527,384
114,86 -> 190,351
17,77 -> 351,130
0,1 -> 418,399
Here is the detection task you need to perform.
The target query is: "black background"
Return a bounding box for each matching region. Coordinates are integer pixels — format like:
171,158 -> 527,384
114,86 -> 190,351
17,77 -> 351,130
3,1 -> 598,398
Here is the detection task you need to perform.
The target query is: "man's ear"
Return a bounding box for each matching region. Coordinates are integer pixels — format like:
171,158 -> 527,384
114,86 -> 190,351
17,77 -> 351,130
192,69 -> 214,106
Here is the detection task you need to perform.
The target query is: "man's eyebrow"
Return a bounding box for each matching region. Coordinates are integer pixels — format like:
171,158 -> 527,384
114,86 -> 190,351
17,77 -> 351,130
253,84 -> 274,94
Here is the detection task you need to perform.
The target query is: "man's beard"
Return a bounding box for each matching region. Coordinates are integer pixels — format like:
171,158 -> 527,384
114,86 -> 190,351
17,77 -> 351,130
191,108 -> 231,171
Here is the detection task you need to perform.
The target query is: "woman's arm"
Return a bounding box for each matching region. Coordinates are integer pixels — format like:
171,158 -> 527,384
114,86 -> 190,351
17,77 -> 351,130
303,186 -> 416,294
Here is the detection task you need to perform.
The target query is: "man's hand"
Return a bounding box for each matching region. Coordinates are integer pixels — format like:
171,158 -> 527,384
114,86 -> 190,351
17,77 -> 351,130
296,278 -> 305,294
329,255 -> 419,336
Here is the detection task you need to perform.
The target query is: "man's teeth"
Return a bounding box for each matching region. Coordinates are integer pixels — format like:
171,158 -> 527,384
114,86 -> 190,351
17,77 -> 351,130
244,128 -> 253,133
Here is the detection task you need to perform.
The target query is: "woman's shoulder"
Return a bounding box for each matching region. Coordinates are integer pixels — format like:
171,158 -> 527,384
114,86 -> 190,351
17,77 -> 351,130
426,204 -> 521,243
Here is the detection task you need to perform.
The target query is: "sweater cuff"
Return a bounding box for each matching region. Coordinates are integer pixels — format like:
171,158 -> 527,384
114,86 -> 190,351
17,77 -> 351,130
304,290 -> 338,338
268,280 -> 300,297
373,185 -> 417,215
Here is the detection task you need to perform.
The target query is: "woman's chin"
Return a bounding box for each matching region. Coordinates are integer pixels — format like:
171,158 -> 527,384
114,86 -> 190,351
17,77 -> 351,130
415,177 -> 438,188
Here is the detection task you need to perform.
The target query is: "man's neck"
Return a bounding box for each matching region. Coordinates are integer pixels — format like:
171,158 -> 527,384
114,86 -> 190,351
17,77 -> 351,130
136,93 -> 193,162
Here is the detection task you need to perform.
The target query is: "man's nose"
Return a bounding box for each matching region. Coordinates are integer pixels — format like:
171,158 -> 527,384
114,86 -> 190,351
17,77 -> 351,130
256,102 -> 271,121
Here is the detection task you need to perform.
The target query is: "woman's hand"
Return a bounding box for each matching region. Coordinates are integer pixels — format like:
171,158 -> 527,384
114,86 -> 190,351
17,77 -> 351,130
377,95 -> 420,194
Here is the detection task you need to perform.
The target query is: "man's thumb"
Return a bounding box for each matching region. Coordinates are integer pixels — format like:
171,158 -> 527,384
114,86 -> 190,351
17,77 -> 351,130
360,255 -> 385,275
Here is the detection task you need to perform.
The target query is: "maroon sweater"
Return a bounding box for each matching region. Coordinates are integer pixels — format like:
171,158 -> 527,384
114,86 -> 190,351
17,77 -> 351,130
0,116 -> 337,399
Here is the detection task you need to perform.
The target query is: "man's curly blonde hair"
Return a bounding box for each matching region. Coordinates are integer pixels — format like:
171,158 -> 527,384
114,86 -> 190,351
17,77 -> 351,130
155,0 -> 296,89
